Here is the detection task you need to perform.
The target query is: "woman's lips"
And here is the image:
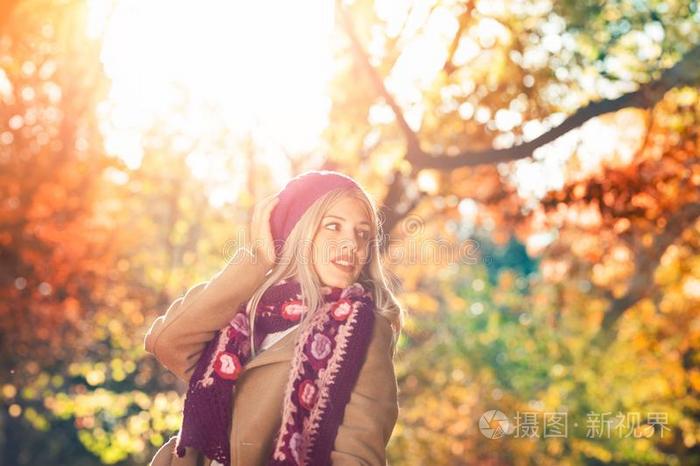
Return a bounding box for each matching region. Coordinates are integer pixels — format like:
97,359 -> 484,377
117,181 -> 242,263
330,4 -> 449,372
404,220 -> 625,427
332,259 -> 354,274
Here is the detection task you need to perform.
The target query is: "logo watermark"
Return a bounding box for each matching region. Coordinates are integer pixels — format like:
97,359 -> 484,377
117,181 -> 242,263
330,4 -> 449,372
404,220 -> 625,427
221,215 -> 494,267
478,410 -> 670,439
478,410 -> 515,439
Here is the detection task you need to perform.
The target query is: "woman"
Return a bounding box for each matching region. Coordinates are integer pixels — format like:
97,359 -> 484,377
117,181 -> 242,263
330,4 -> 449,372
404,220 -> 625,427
144,170 -> 404,466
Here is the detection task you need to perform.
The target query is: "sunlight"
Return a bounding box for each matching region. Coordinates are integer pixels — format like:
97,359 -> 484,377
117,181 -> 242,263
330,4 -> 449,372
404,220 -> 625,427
88,0 -> 334,205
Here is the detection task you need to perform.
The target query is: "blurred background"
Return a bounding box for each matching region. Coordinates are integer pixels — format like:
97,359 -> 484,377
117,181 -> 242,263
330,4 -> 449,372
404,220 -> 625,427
1,0 -> 699,464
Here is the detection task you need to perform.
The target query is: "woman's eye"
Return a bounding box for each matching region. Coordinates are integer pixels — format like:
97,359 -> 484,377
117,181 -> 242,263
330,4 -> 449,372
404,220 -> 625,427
326,223 -> 370,240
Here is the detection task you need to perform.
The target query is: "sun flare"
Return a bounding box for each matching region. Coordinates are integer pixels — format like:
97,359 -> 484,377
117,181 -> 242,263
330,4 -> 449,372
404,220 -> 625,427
88,0 -> 335,204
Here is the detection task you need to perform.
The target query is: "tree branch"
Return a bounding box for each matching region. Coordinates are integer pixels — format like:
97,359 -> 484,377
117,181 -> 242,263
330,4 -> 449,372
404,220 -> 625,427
338,6 -> 700,171
442,4 -> 474,75
410,43 -> 700,169
336,0 -> 425,161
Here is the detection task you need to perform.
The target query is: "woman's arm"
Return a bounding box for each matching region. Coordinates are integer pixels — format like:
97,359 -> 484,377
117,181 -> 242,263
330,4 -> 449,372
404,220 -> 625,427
143,247 -> 270,383
330,315 -> 399,465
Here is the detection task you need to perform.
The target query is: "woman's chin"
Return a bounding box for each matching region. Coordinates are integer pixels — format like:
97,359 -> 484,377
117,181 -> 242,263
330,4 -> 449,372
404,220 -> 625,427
320,272 -> 354,289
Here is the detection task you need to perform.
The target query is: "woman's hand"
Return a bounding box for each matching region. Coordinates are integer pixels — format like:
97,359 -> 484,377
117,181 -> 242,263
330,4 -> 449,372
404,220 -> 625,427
248,194 -> 280,270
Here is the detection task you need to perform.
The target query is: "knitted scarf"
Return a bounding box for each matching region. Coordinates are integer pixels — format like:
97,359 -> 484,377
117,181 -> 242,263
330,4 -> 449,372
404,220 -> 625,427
174,277 -> 376,466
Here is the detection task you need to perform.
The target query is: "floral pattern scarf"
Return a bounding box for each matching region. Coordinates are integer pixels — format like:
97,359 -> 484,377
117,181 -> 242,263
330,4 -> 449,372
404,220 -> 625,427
174,277 -> 376,466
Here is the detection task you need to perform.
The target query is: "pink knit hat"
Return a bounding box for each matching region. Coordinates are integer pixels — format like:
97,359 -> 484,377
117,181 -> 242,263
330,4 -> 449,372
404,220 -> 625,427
269,170 -> 361,258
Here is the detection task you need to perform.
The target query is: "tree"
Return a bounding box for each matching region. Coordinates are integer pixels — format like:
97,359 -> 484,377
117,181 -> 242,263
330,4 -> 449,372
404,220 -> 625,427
320,1 -> 700,463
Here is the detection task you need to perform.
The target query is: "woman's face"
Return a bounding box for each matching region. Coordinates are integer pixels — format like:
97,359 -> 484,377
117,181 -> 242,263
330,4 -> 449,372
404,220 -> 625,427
311,196 -> 372,289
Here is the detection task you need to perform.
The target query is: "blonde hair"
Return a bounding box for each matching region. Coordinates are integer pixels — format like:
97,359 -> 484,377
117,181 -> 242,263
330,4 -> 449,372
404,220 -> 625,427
246,185 -> 404,359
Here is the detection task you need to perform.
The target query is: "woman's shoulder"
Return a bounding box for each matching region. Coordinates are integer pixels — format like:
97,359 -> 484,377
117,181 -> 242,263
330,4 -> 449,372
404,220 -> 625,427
372,313 -> 393,339
367,312 -> 396,360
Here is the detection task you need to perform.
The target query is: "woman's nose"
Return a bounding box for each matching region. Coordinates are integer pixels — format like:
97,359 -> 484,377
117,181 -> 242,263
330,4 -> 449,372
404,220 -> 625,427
338,234 -> 358,254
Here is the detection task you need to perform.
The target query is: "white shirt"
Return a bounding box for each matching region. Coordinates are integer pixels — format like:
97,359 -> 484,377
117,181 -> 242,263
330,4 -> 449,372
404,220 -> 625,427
259,324 -> 299,351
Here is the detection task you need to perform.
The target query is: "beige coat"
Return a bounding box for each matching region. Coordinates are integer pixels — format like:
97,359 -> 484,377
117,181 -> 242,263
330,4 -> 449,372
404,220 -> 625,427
144,249 -> 399,465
